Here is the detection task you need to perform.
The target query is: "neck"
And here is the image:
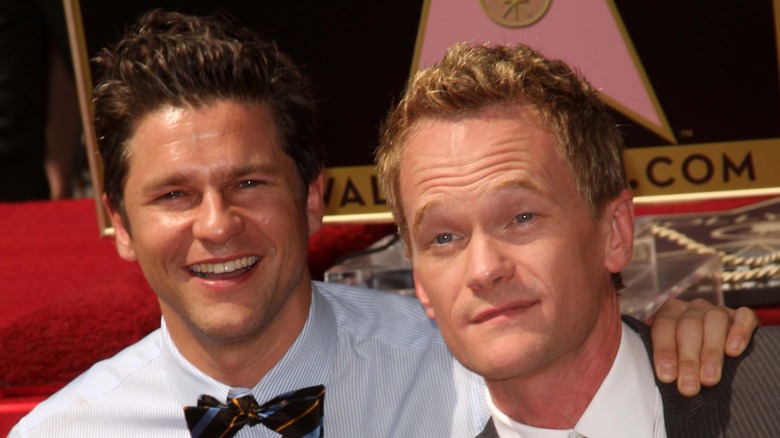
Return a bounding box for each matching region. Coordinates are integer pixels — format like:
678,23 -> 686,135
487,305 -> 623,429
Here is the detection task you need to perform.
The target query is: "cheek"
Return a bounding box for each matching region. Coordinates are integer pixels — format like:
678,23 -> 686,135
526,233 -> 593,284
416,266 -> 464,321
261,196 -> 307,229
128,213 -> 189,257
153,213 -> 192,230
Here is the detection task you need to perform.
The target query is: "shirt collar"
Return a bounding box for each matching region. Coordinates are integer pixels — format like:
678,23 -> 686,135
488,322 -> 665,438
164,284 -> 337,406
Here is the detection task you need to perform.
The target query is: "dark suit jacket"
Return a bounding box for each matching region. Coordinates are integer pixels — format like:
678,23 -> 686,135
476,317 -> 780,437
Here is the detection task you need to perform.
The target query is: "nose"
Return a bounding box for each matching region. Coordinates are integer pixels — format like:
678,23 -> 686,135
191,191 -> 243,245
465,233 -> 514,292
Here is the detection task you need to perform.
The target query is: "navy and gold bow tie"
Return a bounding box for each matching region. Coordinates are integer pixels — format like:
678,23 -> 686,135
184,385 -> 325,438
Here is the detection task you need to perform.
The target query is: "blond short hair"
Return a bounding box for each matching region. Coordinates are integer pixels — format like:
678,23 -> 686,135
376,42 -> 628,247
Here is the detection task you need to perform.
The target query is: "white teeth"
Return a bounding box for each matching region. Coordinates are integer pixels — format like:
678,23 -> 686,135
190,256 -> 259,275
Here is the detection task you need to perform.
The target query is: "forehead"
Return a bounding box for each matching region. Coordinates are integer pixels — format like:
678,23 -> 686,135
121,100 -> 297,187
400,107 -> 568,188
127,100 -> 279,157
397,107 -> 578,223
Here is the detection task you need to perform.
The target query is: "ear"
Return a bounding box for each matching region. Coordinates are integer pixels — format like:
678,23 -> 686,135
103,194 -> 137,262
413,275 -> 436,320
604,189 -> 635,274
306,173 -> 325,237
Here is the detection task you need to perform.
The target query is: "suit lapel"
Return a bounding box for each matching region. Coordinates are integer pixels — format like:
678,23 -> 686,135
475,418 -> 499,438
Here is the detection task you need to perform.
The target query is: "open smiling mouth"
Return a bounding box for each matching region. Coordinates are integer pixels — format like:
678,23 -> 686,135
188,256 -> 259,279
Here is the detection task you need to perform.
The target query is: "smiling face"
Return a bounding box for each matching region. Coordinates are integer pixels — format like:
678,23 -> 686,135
399,105 -> 633,383
107,100 -> 322,358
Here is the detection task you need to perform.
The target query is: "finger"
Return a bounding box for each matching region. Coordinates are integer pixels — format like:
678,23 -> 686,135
725,306 -> 759,357
673,303 -> 707,397
649,295 -> 690,324
650,299 -> 686,383
698,306 -> 731,387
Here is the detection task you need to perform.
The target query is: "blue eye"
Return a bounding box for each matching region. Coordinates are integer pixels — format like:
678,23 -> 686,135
515,212 -> 535,223
434,233 -> 453,244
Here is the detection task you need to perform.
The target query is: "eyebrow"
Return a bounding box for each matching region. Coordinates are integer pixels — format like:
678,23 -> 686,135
411,179 -> 542,233
411,201 -> 439,236
231,163 -> 285,180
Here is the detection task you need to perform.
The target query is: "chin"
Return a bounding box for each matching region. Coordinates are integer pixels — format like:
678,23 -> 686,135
194,311 -> 258,341
468,357 -> 525,382
461,337 -> 541,381
201,323 -> 259,345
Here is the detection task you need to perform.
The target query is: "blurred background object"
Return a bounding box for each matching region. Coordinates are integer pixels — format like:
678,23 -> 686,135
0,0 -> 86,201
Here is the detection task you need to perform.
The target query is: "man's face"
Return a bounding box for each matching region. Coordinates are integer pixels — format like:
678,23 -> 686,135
107,100 -> 322,351
399,106 -> 632,382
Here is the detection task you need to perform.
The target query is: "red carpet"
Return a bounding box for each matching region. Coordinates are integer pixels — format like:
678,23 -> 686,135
0,199 -> 158,392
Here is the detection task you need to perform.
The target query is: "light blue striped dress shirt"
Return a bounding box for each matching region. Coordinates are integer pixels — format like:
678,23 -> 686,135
10,282 -> 489,437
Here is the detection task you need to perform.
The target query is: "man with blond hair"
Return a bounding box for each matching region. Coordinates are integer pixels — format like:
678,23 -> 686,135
376,42 -> 778,437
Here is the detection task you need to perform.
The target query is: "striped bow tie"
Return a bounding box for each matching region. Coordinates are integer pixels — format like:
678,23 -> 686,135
184,385 -> 325,438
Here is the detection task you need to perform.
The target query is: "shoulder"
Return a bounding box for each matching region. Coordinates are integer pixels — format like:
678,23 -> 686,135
312,282 -> 488,436
749,324 -> 780,345
11,329 -> 165,436
622,316 -> 780,435
314,281 -> 444,349
702,325 -> 780,434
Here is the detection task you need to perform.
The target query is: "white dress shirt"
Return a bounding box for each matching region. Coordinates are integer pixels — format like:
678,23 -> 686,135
489,322 -> 666,438
10,282 -> 488,437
